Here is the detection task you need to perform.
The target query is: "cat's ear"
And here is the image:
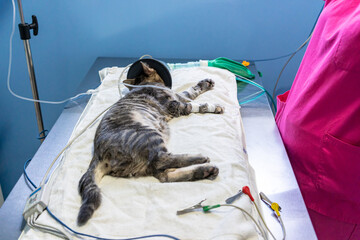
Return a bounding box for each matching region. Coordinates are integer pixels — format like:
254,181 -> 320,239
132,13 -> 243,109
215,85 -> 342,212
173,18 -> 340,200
123,79 -> 135,89
141,61 -> 155,75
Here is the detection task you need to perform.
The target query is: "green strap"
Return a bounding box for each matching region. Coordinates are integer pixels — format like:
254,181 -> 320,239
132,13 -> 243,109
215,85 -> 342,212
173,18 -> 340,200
208,57 -> 255,79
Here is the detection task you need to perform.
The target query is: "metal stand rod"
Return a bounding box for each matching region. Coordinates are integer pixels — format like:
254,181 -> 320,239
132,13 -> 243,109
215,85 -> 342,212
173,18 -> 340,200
17,0 -> 45,142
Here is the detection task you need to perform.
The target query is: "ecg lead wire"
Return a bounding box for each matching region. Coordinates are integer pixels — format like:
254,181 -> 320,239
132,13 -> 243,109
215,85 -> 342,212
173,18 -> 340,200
28,214 -> 70,240
219,204 -> 269,240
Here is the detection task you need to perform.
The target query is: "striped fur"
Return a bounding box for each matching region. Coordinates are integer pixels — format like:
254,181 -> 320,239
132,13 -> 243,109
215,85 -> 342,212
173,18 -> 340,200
77,62 -> 224,226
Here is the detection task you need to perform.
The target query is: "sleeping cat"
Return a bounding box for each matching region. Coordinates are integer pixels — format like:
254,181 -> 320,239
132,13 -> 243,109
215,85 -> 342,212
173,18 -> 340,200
77,62 -> 225,226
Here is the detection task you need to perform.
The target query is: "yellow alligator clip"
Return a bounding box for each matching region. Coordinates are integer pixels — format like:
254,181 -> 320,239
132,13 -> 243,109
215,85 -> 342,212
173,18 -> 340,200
260,192 -> 282,217
271,202 -> 281,217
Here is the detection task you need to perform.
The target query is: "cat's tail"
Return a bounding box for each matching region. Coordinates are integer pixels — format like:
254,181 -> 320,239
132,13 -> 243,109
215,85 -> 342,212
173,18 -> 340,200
77,160 -> 104,226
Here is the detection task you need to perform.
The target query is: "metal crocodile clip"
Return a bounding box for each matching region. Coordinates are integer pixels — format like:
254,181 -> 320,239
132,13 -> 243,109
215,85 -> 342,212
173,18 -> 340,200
260,192 -> 282,211
225,190 -> 244,204
176,199 -> 206,215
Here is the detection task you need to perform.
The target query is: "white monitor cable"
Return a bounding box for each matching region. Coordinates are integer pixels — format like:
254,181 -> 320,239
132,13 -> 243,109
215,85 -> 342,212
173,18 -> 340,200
8,0 -> 97,105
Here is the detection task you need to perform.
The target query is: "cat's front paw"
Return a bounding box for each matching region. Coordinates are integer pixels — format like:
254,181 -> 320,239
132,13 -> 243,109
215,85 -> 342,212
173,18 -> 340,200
183,103 -> 192,115
199,103 -> 209,113
168,100 -> 181,116
214,105 -> 225,114
197,79 -> 215,91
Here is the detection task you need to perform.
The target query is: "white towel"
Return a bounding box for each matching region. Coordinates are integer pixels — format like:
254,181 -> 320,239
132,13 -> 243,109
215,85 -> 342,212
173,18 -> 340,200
19,66 -> 264,240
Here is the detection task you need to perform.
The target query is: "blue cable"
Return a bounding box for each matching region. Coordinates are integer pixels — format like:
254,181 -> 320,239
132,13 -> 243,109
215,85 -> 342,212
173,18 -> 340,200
46,207 -> 179,240
37,129 -> 49,140
24,159 -> 37,189
23,160 -> 180,240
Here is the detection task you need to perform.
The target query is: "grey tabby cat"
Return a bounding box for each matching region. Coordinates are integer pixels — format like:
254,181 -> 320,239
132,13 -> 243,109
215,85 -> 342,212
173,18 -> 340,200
77,62 -> 225,226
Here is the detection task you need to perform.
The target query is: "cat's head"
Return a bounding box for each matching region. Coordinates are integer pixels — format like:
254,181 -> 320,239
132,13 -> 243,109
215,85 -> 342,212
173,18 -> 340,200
123,62 -> 165,89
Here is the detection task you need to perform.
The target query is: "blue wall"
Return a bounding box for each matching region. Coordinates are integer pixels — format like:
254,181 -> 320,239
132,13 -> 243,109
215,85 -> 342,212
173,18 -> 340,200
0,0 -> 323,199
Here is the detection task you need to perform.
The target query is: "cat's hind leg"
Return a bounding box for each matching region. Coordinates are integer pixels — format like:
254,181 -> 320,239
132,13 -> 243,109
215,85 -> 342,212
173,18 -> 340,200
156,163 -> 219,182
180,79 -> 215,100
153,152 -> 210,171
152,152 -> 219,182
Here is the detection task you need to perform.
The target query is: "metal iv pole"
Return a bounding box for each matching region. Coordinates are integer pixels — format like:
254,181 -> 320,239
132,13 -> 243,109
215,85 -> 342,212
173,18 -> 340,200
16,0 -> 46,142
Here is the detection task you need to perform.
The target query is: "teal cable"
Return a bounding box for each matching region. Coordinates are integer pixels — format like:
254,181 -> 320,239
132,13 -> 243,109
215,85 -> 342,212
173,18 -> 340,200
237,77 -> 264,90
239,91 -> 265,105
236,76 -> 277,112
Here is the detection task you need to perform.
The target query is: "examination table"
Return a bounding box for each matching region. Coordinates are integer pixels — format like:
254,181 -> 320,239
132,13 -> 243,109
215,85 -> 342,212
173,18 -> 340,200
0,57 -> 317,240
